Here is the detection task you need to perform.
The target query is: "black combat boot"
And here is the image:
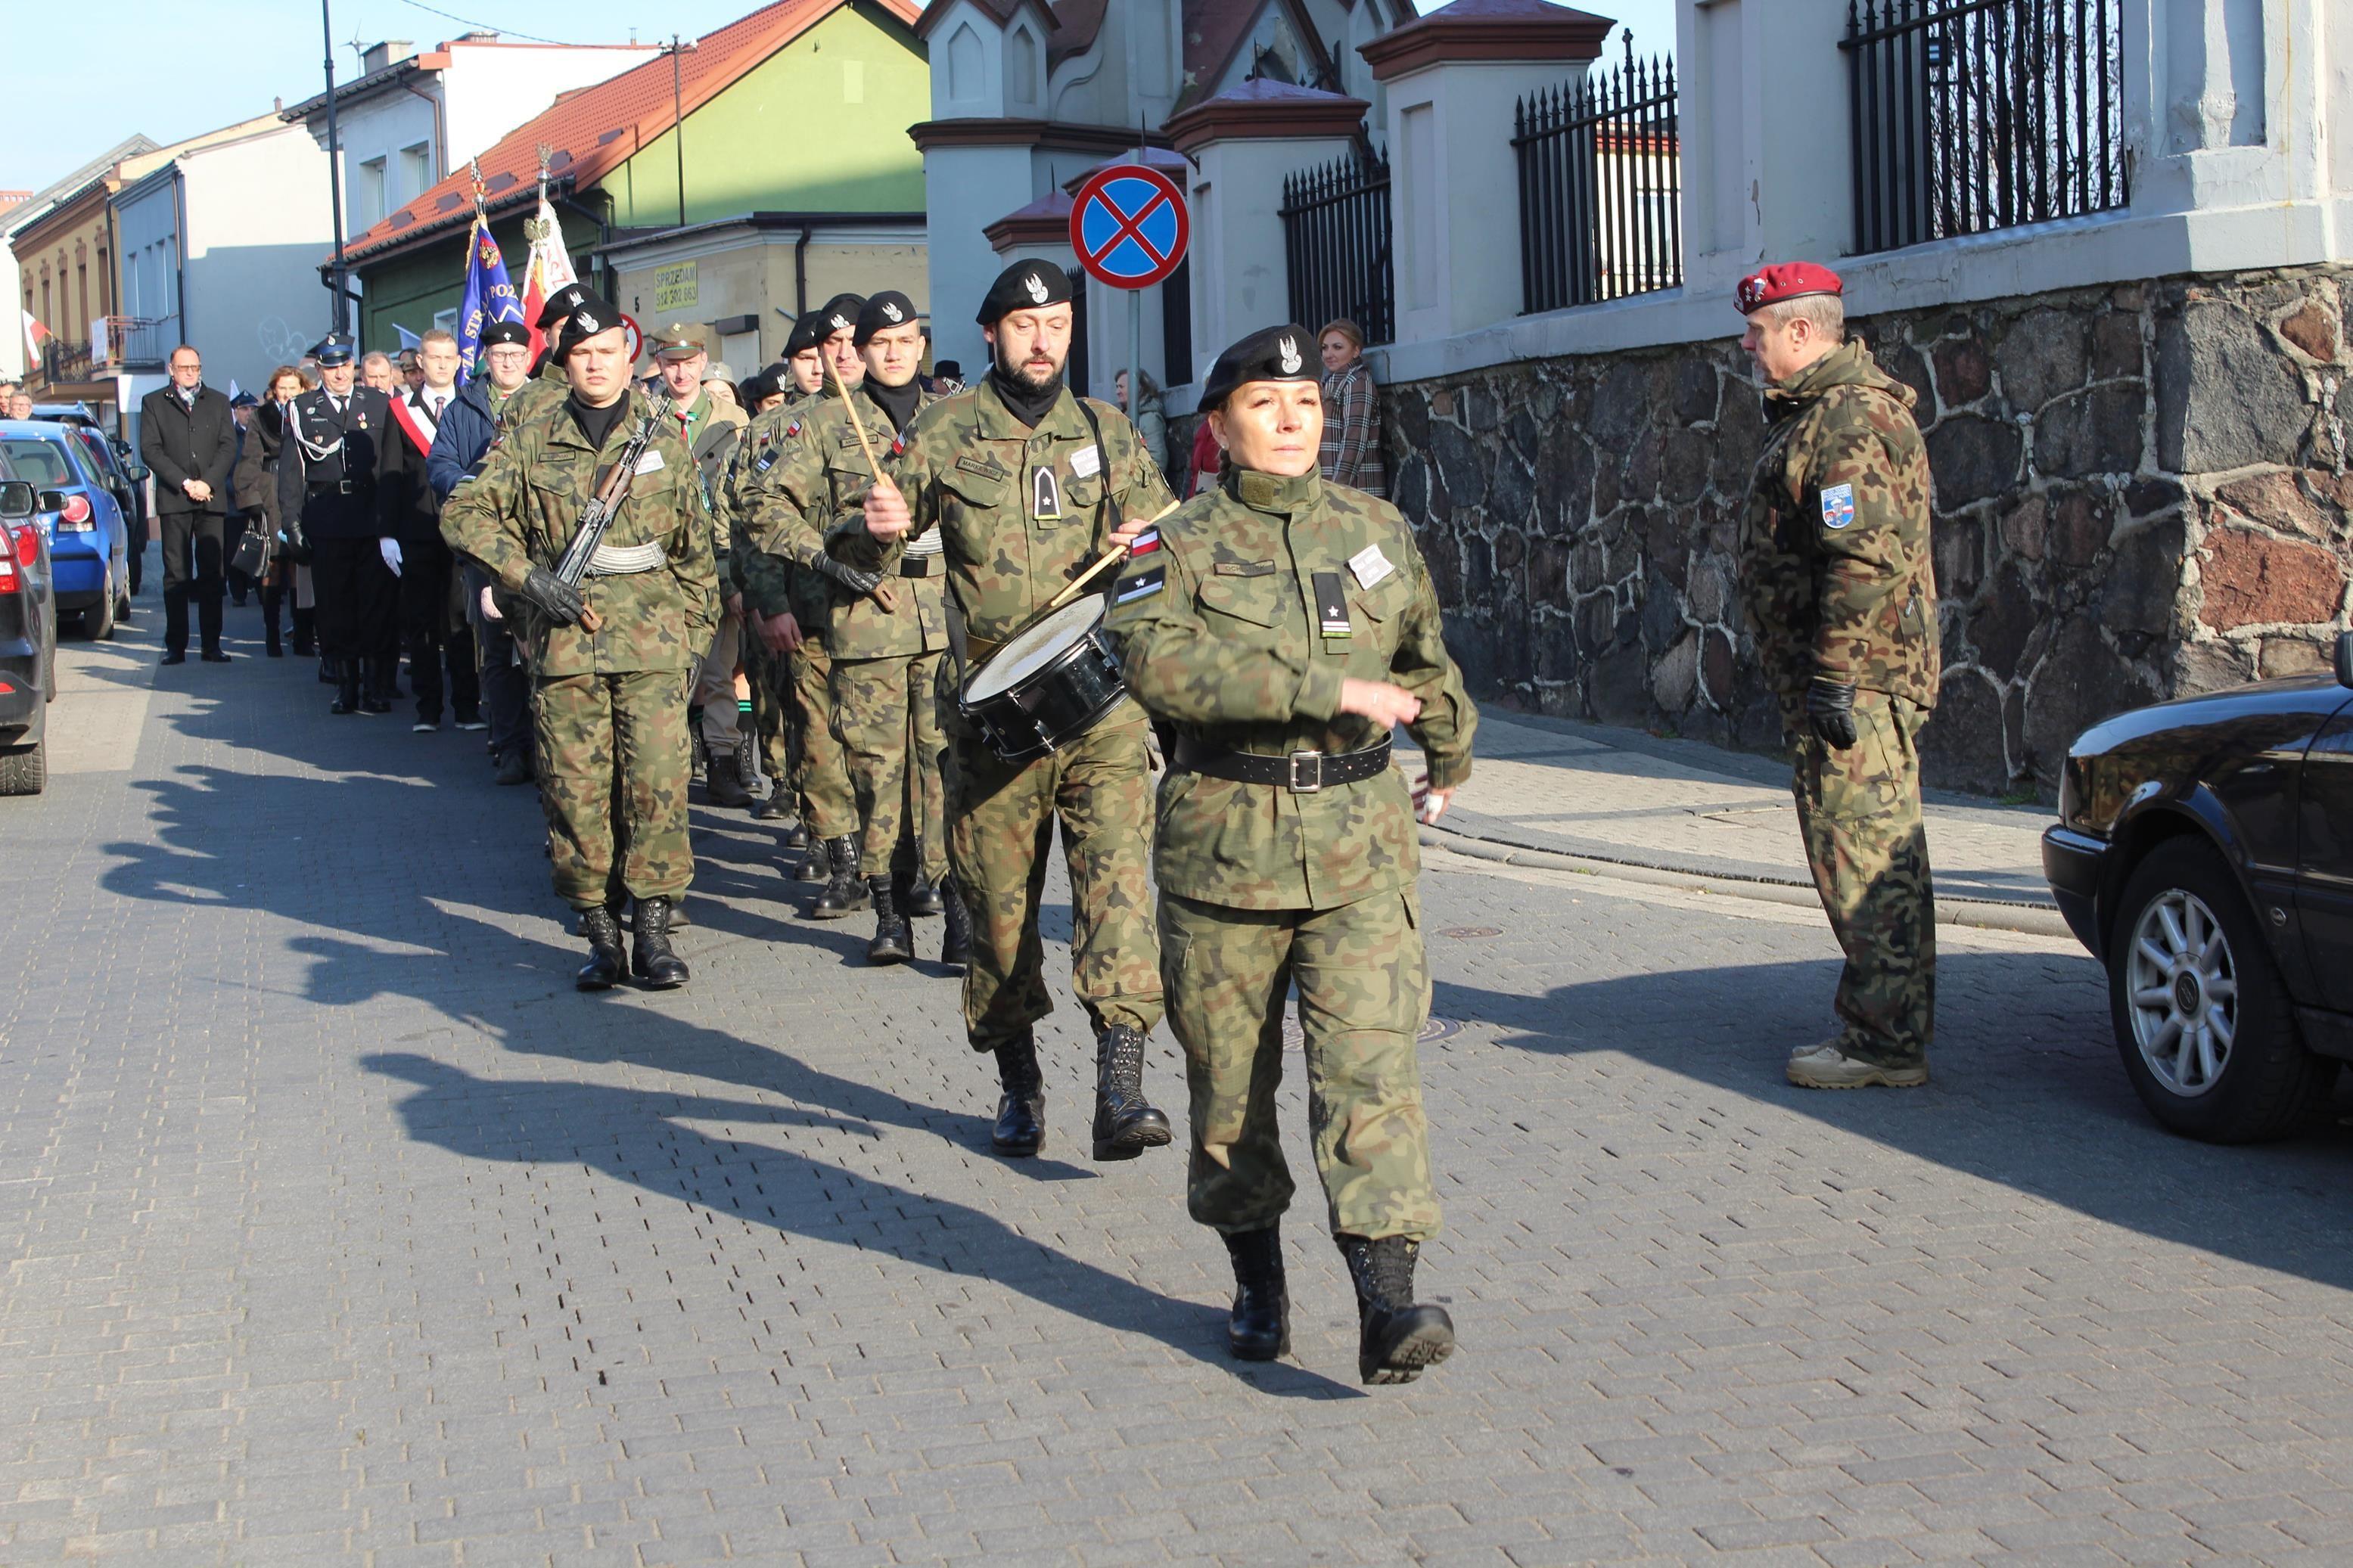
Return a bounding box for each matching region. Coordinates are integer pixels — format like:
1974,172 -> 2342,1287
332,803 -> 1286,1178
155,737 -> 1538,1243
990,1035 -> 1045,1157
793,839 -> 830,883
866,877 -> 912,964
631,896 -> 690,989
939,876 -> 974,970
576,905 -> 626,992
809,836 -> 869,918
329,660 -> 361,715
906,872 -> 945,918
1091,1025 -> 1173,1161
704,747 -> 753,808
689,722 -> 709,784
1222,1228 -> 1291,1362
758,793 -> 795,825
1337,1234 -> 1456,1386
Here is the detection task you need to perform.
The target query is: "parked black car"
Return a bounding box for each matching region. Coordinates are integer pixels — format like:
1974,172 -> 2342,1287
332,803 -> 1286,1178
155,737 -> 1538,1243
2044,633 -> 2353,1142
0,470 -> 55,795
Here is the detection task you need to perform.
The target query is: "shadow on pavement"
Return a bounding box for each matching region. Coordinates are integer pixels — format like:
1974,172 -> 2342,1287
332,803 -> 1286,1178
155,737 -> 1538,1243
1434,956 -> 2353,1293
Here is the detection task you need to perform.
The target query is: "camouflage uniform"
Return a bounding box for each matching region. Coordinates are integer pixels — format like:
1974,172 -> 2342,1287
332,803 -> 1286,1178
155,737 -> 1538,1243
850,377 -> 1172,1048
495,360 -> 569,433
740,383 -> 947,880
1105,467 -> 1476,1242
1739,338 -> 1941,1066
729,391 -> 857,839
679,392 -> 751,765
441,390 -> 719,908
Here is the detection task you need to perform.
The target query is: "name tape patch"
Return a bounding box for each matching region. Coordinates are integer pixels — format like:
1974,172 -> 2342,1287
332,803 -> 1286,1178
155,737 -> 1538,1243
1070,443 -> 1102,479
1347,543 -> 1394,590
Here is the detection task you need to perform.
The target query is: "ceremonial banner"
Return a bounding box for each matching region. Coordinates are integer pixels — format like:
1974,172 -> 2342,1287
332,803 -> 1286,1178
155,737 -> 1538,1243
520,190 -> 577,362
455,215 -> 524,384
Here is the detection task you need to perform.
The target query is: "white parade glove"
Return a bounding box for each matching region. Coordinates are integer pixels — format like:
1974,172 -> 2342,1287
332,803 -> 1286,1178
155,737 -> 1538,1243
380,538 -> 403,576
480,585 -> 503,622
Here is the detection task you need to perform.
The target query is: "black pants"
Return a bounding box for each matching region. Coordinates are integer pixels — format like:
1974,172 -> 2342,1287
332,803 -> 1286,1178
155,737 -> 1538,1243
160,511 -> 225,655
310,536 -> 399,679
400,538 -> 480,723
464,564 -> 531,758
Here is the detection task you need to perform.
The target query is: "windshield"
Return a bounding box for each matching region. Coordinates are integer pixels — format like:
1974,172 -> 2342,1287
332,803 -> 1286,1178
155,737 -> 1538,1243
0,438 -> 76,488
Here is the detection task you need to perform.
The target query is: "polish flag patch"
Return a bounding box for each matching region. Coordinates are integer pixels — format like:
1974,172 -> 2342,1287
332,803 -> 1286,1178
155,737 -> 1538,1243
1126,526 -> 1161,557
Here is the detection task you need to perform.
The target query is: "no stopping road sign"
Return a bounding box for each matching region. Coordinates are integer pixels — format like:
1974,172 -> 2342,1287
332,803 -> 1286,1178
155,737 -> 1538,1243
1070,165 -> 1189,290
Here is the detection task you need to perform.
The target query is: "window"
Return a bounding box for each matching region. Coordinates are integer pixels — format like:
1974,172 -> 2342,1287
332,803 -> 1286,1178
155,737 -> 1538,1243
359,156 -> 388,225
401,142 -> 433,200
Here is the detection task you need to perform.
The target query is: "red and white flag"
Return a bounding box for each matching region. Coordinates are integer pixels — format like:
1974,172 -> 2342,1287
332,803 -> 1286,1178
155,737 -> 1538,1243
519,189 -> 577,362
21,310 -> 53,362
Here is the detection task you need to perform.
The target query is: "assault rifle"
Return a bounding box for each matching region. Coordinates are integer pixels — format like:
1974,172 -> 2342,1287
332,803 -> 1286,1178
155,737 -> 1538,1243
554,389 -> 676,632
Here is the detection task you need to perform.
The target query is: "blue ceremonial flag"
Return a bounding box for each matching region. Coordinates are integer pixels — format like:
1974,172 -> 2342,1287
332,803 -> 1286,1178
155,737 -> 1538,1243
455,214 -> 524,383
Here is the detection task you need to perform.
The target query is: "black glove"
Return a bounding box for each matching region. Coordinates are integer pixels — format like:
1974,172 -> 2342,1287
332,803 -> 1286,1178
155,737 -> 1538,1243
1806,677 -> 1858,750
518,566 -> 588,628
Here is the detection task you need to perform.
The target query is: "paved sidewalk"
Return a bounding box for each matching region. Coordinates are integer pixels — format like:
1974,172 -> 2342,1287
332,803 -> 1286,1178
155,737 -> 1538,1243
1402,709 -> 2059,935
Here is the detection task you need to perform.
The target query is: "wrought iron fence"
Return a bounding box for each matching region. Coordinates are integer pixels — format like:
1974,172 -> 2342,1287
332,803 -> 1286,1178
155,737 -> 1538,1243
1279,151 -> 1394,347
1512,40 -> 1682,315
1842,0 -> 2128,255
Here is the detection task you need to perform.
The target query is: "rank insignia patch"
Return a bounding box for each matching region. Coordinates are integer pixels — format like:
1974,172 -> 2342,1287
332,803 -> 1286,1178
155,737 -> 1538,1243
1114,565 -> 1165,604
1820,483 -> 1856,529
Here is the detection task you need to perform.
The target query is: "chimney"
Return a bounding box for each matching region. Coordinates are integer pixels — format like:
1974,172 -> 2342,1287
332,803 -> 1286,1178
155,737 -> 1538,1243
360,39 -> 413,74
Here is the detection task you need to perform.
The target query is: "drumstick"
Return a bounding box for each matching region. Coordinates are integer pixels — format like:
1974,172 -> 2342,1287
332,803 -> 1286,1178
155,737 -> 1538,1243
824,357 -> 897,612
1040,501 -> 1181,616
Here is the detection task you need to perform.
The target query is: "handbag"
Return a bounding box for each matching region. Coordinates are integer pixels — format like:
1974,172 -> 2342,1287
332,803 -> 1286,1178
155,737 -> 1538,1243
229,523 -> 272,580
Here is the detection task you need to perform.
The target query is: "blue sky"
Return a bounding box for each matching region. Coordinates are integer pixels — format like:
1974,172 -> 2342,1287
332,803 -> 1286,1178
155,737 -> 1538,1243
2,0 -> 1680,194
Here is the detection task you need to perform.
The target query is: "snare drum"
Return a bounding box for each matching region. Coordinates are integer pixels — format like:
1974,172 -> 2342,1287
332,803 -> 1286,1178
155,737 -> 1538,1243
958,595 -> 1130,763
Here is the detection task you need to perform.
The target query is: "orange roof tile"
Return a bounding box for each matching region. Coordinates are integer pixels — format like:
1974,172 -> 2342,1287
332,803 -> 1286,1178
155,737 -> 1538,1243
342,0 -> 918,265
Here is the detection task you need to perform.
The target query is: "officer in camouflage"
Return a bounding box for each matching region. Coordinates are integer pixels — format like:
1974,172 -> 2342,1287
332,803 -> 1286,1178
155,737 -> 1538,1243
441,291 -> 720,992
856,259 -> 1174,1166
735,297 -> 879,908
729,311 -> 838,842
1735,262 -> 1940,1090
741,291 -> 955,964
1107,324 -> 1476,1385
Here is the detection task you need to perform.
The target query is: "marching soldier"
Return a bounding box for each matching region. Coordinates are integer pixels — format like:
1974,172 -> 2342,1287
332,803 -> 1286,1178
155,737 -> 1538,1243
650,321 -> 756,809
440,293 -> 720,990
276,334 -> 400,715
855,259 -> 1173,1164
1107,324 -> 1477,1385
742,290 -> 951,965
1733,262 -> 1940,1089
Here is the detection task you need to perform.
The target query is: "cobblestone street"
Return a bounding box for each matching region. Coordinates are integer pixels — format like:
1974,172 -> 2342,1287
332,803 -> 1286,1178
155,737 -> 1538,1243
4,604 -> 2353,1566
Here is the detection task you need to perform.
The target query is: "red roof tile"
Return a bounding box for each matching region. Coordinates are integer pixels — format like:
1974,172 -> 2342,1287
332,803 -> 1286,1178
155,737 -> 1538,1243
342,0 -> 919,265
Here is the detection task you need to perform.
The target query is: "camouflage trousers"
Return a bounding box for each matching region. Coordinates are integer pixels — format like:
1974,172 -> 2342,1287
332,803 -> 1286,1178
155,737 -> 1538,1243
534,669 -> 695,910
791,641 -> 856,840
1161,886 -> 1438,1242
945,704 -> 1163,1049
834,651 -> 948,880
692,609 -> 742,750
1791,689 -> 1937,1065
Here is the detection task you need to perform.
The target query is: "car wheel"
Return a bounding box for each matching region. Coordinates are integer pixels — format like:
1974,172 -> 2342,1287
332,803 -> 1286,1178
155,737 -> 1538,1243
2108,837 -> 2322,1142
0,739 -> 45,796
86,570 -> 116,641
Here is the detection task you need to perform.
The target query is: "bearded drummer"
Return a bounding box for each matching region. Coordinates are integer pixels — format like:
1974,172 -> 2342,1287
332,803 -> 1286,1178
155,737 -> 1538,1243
853,260 -> 1173,1166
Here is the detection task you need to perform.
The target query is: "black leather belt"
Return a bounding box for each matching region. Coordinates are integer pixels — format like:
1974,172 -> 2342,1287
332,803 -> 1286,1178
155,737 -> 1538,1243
309,479 -> 356,495
1173,735 -> 1392,793
900,557 -> 938,578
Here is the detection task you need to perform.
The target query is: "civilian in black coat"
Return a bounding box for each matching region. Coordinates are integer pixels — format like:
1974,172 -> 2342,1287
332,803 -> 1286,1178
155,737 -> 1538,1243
376,329 -> 480,731
138,345 -> 238,663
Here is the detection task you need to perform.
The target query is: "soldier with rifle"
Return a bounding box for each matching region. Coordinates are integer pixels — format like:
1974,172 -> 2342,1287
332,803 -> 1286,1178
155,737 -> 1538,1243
441,292 -> 719,989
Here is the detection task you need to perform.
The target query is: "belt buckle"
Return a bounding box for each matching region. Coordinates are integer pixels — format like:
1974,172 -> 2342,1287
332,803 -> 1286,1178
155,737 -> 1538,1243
1288,750 -> 1323,793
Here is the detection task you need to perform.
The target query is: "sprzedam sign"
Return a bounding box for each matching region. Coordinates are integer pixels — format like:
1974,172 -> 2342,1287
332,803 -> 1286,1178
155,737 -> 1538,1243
653,262 -> 699,312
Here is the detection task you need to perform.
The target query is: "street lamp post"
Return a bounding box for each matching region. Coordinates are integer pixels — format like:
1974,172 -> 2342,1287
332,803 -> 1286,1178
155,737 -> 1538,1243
663,34 -> 697,229
321,0 -> 350,338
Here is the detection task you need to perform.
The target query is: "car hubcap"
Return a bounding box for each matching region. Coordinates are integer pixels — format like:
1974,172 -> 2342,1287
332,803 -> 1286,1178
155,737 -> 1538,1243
2127,889 -> 2238,1098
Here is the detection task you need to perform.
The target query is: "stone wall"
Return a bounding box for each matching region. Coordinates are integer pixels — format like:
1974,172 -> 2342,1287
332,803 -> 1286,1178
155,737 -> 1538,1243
1382,263 -> 2353,793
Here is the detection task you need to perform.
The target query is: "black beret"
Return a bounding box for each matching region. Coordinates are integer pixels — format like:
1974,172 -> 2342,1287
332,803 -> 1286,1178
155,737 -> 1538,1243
480,318 -> 531,349
1199,323 -> 1319,410
552,291 -> 625,362
535,282 -> 589,331
853,290 -> 920,346
814,293 -> 864,340
780,315 -> 825,359
739,371 -> 778,405
974,261 -> 1074,325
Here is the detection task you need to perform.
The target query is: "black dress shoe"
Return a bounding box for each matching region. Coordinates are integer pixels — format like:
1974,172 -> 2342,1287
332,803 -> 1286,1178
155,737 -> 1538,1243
577,906 -> 626,991
1223,1228 -> 1292,1361
160,650 -> 187,666
990,1036 -> 1045,1157
494,749 -> 536,786
1339,1235 -> 1456,1385
359,696 -> 392,716
200,647 -> 230,663
1091,1025 -> 1173,1161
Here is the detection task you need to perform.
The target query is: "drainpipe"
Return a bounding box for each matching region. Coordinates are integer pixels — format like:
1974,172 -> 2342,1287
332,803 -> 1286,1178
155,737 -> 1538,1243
399,76 -> 447,188
794,222 -> 812,321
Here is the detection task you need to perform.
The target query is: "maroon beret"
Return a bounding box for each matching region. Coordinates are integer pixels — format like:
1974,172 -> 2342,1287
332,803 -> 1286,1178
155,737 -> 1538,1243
1736,262 -> 1844,315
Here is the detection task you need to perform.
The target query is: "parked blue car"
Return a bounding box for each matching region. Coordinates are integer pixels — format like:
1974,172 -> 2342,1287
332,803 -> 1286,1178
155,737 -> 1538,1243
0,421 -> 130,640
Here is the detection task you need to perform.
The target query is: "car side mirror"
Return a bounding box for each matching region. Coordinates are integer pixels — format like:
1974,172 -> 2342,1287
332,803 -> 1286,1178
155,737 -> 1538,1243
2336,630 -> 2353,691
0,480 -> 33,519
124,463 -> 150,483
35,489 -> 67,515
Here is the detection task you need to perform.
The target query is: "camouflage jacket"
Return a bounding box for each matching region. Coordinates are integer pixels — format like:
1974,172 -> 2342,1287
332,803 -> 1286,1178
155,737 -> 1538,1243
495,362 -> 570,434
440,389 -> 719,677
1739,340 -> 1939,709
738,382 -> 946,660
676,390 -> 747,567
1107,468 -> 1478,911
845,377 -> 1176,660
721,386 -> 819,607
